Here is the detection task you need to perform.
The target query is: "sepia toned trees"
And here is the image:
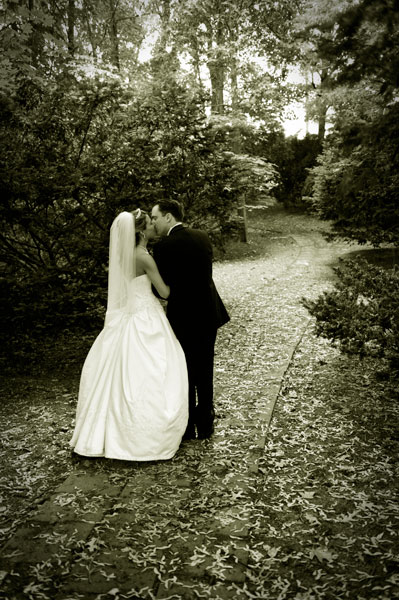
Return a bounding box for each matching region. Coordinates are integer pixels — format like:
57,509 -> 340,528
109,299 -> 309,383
1,0 -> 398,366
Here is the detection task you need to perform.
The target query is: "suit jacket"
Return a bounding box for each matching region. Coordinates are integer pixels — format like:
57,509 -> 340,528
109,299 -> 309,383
152,225 -> 230,338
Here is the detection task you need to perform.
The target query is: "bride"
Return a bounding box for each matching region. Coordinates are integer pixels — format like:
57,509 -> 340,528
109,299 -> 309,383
70,209 -> 188,461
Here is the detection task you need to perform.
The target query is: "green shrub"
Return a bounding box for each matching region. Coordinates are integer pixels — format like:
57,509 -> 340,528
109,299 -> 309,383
303,258 -> 399,379
273,135 -> 322,208
0,67 -> 244,367
308,98 -> 399,246
233,127 -> 322,209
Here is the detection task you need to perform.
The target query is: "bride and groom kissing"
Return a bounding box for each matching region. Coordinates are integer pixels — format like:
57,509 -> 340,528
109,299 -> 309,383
70,199 -> 230,461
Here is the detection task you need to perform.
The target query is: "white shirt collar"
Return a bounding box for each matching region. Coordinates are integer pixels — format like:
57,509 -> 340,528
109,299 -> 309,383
167,222 -> 182,236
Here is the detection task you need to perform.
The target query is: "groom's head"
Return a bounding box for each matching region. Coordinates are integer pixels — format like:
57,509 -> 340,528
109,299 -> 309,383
151,200 -> 184,237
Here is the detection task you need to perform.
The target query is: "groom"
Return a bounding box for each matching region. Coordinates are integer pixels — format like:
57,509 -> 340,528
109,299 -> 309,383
151,199 -> 230,439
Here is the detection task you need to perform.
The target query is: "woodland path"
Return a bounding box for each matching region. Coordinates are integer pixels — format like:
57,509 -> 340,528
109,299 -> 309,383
0,206 -> 369,600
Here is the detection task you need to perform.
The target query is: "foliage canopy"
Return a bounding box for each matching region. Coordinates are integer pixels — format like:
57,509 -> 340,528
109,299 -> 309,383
300,0 -> 399,245
1,0 -> 286,362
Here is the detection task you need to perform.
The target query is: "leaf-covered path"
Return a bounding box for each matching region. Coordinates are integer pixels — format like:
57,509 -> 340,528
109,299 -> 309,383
1,207 -> 398,600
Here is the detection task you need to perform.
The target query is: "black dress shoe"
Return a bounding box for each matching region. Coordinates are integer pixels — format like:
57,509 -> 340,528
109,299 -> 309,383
197,423 -> 214,440
182,427 -> 196,440
195,407 -> 215,439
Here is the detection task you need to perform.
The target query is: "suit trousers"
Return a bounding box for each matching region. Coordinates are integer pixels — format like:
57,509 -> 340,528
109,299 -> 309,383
174,327 -> 217,433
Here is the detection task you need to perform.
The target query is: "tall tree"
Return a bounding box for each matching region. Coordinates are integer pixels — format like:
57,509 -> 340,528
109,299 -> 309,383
172,0 -> 300,119
67,0 -> 75,56
292,0 -> 343,142
108,0 -> 120,69
304,0 -> 399,245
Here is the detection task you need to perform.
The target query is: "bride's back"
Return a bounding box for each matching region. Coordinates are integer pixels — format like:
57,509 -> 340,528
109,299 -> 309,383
135,248 -> 148,277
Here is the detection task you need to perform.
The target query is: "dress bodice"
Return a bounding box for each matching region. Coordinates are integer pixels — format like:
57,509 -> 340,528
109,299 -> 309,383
126,274 -> 160,314
129,273 -> 151,292
104,275 -> 162,328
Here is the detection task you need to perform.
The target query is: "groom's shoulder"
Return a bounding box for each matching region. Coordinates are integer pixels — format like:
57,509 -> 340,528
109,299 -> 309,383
163,225 -> 211,247
173,227 -> 211,248
183,226 -> 210,240
188,227 -> 212,246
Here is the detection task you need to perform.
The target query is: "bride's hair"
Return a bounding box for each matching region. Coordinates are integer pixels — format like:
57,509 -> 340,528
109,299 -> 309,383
131,208 -> 148,245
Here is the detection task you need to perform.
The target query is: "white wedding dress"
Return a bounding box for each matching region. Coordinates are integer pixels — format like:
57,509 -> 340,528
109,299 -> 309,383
70,274 -> 189,461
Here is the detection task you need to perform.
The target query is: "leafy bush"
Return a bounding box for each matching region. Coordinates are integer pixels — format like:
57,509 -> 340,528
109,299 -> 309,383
276,135 -> 322,207
0,65 -> 243,366
308,94 -> 399,246
254,132 -> 321,208
303,258 -> 399,379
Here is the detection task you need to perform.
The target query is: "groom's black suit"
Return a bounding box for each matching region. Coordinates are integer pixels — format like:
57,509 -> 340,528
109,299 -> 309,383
153,224 -> 230,437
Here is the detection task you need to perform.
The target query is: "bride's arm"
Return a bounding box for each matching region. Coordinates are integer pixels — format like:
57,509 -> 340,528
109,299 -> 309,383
140,253 -> 170,299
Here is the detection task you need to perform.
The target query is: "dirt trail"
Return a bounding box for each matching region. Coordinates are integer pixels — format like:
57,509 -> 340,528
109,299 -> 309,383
0,207 -> 356,600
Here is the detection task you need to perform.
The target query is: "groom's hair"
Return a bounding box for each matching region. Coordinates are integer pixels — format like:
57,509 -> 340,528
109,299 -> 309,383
157,199 -> 184,222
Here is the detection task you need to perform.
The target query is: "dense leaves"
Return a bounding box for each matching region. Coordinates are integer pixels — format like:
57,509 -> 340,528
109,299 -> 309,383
172,0 -> 300,117
309,96 -> 399,245
0,63 -> 248,362
273,134 -> 321,206
255,329 -> 399,599
318,0 -> 399,102
296,0 -> 399,374
298,0 -> 399,245
1,1 -> 291,363
303,257 -> 399,379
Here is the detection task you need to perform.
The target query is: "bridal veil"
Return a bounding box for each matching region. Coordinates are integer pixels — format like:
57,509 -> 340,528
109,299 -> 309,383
106,211 -> 136,322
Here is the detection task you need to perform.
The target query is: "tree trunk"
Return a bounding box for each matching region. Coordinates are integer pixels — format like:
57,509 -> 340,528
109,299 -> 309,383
109,0 -> 120,69
27,0 -> 42,67
156,0 -> 171,54
229,38 -> 247,241
209,61 -> 225,114
208,16 -> 225,115
230,37 -> 239,113
231,67 -> 247,242
67,0 -> 75,57
193,43 -> 203,89
317,67 -> 329,142
83,0 -> 98,60
318,103 -> 326,142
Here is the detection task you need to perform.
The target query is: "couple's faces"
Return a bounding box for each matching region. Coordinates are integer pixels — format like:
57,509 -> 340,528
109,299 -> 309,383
144,215 -> 156,240
151,205 -> 169,236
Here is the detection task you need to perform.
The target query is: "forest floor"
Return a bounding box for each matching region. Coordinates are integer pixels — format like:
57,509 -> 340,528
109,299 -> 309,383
0,204 -> 398,600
